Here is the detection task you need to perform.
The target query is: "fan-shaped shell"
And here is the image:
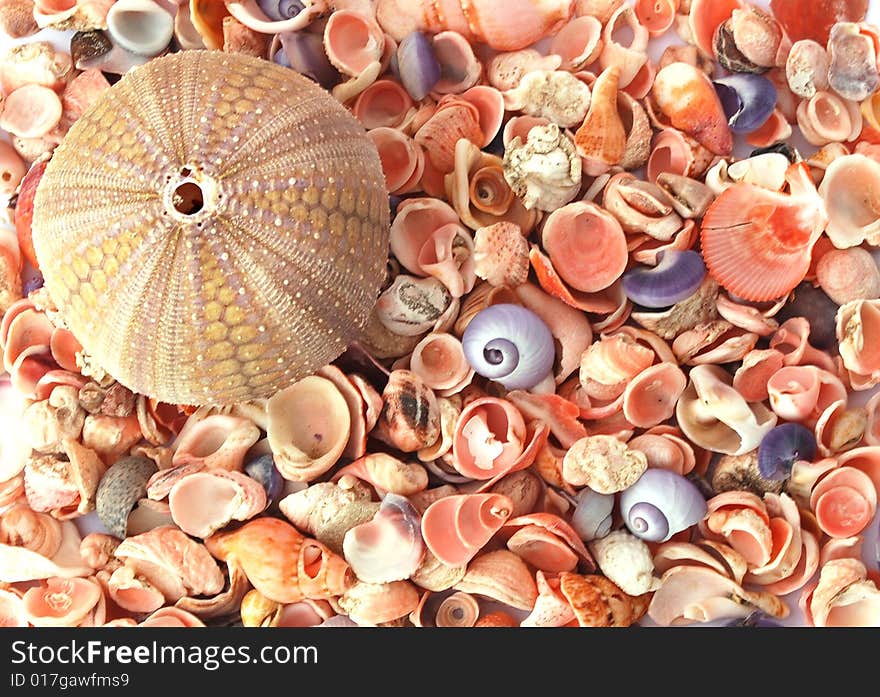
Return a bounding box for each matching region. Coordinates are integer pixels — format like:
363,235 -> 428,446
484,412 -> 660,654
31,50 -> 389,406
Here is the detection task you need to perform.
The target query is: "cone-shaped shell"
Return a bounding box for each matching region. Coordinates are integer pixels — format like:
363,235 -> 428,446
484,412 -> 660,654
31,50 -> 389,406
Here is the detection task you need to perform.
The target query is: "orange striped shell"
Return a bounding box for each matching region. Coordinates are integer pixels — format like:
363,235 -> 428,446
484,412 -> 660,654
32,50 -> 389,406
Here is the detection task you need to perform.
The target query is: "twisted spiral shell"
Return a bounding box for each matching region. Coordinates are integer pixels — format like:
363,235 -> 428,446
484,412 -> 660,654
32,50 -> 389,405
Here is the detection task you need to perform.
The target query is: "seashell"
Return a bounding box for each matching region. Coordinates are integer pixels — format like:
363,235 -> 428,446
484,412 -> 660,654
0,84 -> 62,140
831,445 -> 880,494
24,439 -> 106,520
506,389 -> 587,448
0,41 -> 71,95
588,529 -> 659,597
79,533 -> 119,572
311,499 -> 380,555
504,512 -> 594,571
410,547 -> 466,592
652,62 -> 733,156
421,493 -> 513,566
621,363 -> 687,429
367,127 -> 424,195
574,66 -> 626,176
206,518 -> 305,604
168,469 -> 267,538
0,505 -> 62,559
558,571 -> 644,627
0,0 -> 39,39
836,299 -> 880,388
634,0 -> 677,37
414,97 -> 483,173
570,487 -> 614,542
769,315 -> 837,369
267,375 -> 351,482
676,364 -> 777,456
648,564 -> 789,626
654,173 -> 714,219
338,579 -> 420,626
819,154 -> 880,249
279,480 -> 372,536
115,525 -> 224,603
322,9 -> 385,79
411,589 -> 480,627
713,73 -> 777,134
333,452 -> 429,497
646,127 -> 715,183
296,537 -> 356,600
374,369 -> 441,452
502,70 -> 592,129
426,31 -> 481,96
598,5 -> 649,89
389,196 -> 476,297
732,348 -> 785,402
786,39 -> 830,98
771,0 -> 869,42
472,222 -> 529,289
804,558 -> 880,627
487,50 -> 562,92
810,466 -> 877,538
816,247 -> 880,307
454,549 -> 538,611
0,140 -> 26,197
462,305 -> 554,391
514,281 -> 593,384
503,123 -> 582,212
374,0 -> 573,52
562,435 -> 647,494
139,606 -> 205,628
22,577 -> 102,627
744,108 -> 793,148
575,0 -> 623,24
171,414 -> 260,472
33,0 -> 114,31
353,79 -> 414,130
224,0 -> 321,35
21,385 -> 84,454
580,333 -> 654,390
728,5 -> 782,69
105,0 -> 174,57
489,469 -> 541,519
0,587 -> 27,627
814,401 -> 866,457
766,365 -> 847,424
446,139 -> 538,234
343,493 -> 425,583
797,90 -> 862,146
541,200 -> 628,293
701,163 -> 828,302
375,274 -> 452,338
95,455 -> 157,539
272,30 -> 340,90
408,332 -> 473,395
0,518 -> 91,583
688,0 -> 741,56
32,51 -> 389,406
550,15 -> 603,71
125,498 -> 174,536
827,22 -> 880,102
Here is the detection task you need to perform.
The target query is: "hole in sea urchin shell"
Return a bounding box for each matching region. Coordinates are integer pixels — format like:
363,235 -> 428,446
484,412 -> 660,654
173,181 -> 204,215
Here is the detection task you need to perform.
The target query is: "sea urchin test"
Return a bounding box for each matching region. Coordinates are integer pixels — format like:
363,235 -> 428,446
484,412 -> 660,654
31,50 -> 390,406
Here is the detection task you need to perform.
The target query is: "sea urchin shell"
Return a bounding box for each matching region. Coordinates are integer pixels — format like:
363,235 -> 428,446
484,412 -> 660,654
31,50 -> 390,406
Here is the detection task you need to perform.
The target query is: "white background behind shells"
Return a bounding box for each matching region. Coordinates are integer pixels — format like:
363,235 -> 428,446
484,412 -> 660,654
0,1 -> 878,627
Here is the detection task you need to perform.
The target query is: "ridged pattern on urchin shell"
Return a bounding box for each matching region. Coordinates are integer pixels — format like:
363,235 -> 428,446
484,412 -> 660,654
32,50 -> 389,406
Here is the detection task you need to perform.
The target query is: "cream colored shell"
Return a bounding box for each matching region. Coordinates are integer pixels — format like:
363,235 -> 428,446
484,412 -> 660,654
32,50 -> 389,406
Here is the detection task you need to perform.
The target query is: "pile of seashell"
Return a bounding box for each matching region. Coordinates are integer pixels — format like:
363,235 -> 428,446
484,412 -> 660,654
1,0 -> 880,628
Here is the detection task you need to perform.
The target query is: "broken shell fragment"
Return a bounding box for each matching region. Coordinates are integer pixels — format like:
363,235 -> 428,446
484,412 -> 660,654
95,455 -> 157,540
562,435 -> 648,494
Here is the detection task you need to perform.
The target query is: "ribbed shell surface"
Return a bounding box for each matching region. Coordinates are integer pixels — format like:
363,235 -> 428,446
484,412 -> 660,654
31,50 -> 389,406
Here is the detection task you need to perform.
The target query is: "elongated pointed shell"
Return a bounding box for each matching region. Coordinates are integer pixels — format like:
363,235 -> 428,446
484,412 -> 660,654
31,50 -> 389,406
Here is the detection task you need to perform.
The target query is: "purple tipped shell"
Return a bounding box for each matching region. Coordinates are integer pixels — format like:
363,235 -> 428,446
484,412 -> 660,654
758,423 -> 817,480
619,468 -> 707,543
713,73 -> 777,133
397,32 -> 441,101
257,0 -> 304,21
278,31 -> 341,90
625,502 -> 669,542
462,304 -> 555,390
621,250 -> 706,308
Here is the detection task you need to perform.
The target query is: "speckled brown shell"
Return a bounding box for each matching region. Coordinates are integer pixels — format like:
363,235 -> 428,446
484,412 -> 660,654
32,50 -> 389,405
